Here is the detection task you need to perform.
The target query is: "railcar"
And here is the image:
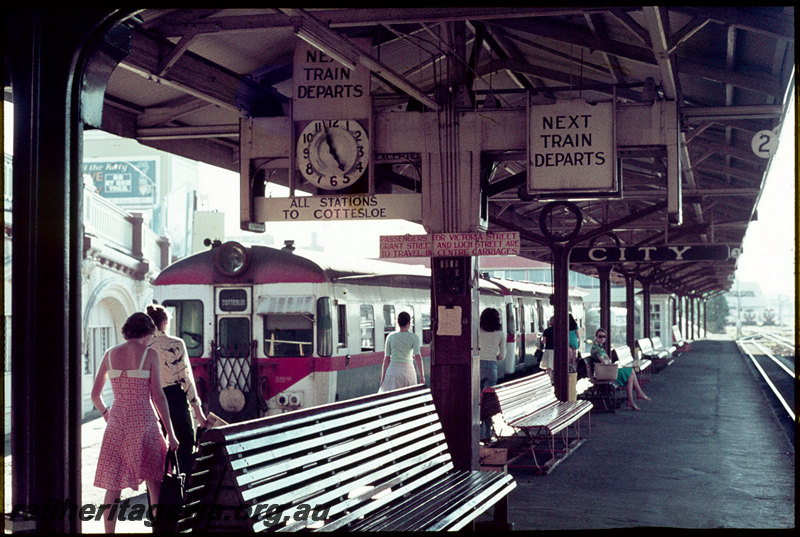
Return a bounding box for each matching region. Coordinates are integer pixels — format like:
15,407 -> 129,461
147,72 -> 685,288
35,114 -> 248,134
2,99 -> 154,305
484,276 -> 586,378
152,241 -> 581,423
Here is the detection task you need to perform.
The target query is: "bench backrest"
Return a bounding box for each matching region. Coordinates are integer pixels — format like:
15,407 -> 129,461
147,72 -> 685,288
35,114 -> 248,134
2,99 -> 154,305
182,385 -> 455,532
611,345 -> 634,366
481,372 -> 556,423
636,338 -> 653,353
672,325 -> 684,343
651,336 -> 665,349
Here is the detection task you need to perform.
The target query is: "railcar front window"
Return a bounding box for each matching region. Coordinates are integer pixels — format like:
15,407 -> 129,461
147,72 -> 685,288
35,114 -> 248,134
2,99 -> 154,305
218,317 -> 250,358
162,299 -> 204,357
264,315 -> 313,357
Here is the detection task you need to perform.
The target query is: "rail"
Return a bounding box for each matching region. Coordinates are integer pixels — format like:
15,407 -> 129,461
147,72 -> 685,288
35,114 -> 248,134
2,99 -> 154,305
737,334 -> 795,422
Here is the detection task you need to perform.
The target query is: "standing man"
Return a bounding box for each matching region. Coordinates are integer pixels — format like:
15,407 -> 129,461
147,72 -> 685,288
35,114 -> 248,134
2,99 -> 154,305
147,304 -> 207,475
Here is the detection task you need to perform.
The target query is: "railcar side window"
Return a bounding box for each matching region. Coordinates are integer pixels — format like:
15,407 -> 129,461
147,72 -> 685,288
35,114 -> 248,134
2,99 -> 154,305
162,299 -> 204,357
264,314 -> 313,357
404,305 -> 415,331
317,297 -> 333,357
360,305 -> 375,351
337,304 -> 347,348
506,304 -> 516,336
422,312 -> 432,344
383,305 -> 396,337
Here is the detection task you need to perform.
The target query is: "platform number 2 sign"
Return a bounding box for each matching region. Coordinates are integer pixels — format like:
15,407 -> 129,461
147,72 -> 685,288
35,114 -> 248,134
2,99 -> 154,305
751,128 -> 780,159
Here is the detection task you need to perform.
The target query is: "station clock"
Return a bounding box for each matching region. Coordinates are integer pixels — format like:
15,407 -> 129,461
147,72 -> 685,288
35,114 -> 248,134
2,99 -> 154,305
296,119 -> 369,190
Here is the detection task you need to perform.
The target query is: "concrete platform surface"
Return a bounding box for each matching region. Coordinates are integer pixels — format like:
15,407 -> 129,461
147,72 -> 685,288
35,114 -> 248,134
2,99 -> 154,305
490,337 -> 794,530
4,337 -> 794,532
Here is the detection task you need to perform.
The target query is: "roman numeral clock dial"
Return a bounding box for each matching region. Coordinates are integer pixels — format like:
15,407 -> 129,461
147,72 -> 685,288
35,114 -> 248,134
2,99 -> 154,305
296,120 -> 369,191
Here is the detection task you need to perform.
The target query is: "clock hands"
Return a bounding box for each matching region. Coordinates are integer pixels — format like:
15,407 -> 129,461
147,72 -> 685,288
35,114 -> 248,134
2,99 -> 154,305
322,124 -> 346,172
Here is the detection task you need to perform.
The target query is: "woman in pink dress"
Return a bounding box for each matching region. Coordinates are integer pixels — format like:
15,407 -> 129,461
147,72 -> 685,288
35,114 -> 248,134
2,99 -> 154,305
92,312 -> 179,533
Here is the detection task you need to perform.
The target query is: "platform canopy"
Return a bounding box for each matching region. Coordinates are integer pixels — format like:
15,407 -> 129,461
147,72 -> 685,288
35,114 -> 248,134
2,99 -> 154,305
85,7 -> 794,296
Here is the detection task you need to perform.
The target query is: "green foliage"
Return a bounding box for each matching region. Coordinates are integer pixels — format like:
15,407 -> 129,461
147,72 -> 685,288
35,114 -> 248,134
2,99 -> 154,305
705,294 -> 730,333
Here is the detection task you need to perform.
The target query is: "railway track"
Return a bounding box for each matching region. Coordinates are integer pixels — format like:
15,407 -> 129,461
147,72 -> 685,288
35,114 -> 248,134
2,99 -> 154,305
736,326 -> 795,447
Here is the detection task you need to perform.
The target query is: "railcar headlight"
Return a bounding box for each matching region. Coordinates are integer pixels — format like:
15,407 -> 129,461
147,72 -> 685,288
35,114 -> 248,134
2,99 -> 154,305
215,241 -> 248,276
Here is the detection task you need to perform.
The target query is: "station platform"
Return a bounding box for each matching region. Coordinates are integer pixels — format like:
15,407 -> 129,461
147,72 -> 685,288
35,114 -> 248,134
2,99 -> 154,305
484,336 -> 795,530
4,336 -> 794,532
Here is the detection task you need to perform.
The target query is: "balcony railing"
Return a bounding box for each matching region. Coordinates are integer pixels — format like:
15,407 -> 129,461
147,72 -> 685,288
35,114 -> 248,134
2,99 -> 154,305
82,185 -> 169,275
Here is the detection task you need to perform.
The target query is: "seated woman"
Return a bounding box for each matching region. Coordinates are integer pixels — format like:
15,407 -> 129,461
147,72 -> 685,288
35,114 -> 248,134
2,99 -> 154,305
589,328 -> 651,411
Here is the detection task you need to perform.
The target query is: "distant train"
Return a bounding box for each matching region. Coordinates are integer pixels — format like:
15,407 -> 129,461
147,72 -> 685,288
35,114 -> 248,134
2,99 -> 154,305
152,241 -> 584,423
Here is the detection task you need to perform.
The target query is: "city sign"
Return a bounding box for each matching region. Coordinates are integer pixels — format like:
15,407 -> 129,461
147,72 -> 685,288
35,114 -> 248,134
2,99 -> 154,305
570,245 -> 731,263
380,232 -> 521,258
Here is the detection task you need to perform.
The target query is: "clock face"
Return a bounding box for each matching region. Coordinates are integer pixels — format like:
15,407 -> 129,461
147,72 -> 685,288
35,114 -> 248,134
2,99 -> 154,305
296,120 -> 369,190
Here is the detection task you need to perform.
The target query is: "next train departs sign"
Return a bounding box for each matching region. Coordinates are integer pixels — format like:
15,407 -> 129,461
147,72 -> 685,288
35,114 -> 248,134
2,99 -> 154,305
571,245 -> 732,263
528,99 -> 618,197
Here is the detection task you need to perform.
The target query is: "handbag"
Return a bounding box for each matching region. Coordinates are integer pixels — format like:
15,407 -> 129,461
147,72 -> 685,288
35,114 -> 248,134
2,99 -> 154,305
153,451 -> 185,534
594,363 -> 618,381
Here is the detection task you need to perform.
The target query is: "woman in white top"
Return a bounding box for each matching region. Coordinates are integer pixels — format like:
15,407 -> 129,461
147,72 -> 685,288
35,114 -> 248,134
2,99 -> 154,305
478,307 -> 504,441
378,311 -> 425,392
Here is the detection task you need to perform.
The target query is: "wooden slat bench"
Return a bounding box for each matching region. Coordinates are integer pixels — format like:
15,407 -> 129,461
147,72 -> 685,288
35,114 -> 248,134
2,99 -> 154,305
613,345 -> 651,374
480,372 -> 592,474
636,338 -> 672,372
651,336 -> 676,359
177,385 -> 516,532
672,325 -> 692,353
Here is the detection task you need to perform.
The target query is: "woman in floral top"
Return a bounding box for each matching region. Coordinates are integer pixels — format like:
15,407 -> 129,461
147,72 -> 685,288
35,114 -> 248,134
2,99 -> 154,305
590,328 -> 651,411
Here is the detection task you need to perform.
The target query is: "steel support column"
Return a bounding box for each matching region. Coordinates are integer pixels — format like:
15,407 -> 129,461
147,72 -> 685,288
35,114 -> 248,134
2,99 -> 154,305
624,272 -> 637,352
640,277 -> 652,338
551,245 -> 571,401
597,265 -> 612,353
4,10 -> 119,533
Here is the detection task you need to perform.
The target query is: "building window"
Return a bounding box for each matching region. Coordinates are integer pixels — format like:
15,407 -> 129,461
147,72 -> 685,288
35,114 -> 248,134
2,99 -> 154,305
86,326 -> 111,375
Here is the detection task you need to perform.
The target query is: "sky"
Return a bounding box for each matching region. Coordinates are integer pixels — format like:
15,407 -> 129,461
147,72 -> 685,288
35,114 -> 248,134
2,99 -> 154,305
729,94 -> 795,297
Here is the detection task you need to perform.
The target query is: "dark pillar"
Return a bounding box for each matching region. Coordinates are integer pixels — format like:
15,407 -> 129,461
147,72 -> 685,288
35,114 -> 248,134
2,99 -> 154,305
640,278 -> 652,338
702,298 -> 707,337
597,265 -> 612,352
671,295 -> 678,338
5,10 -> 117,532
552,245 -> 571,401
431,256 -> 479,470
623,272 -> 637,352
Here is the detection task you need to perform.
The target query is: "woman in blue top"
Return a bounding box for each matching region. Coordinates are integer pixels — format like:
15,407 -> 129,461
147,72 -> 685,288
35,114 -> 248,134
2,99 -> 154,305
379,311 -> 425,392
